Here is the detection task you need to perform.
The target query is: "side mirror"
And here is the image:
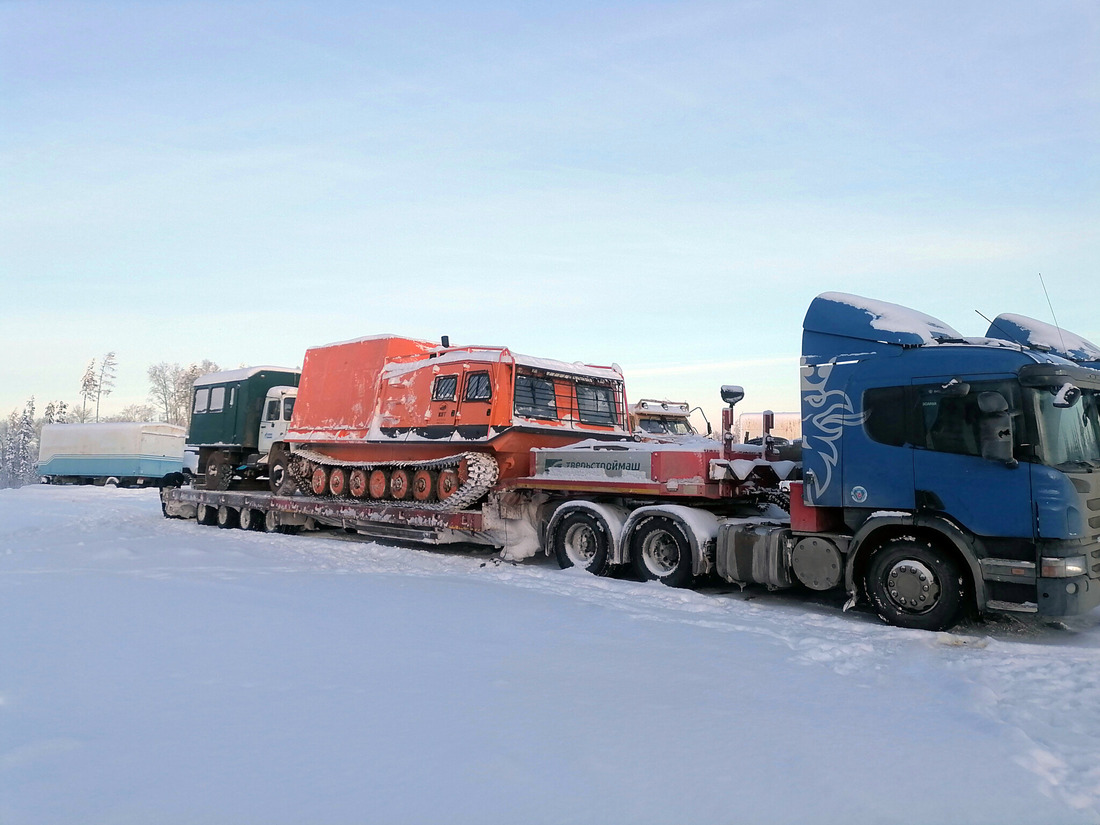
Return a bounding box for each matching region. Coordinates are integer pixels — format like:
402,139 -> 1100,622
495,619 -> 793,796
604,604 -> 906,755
1053,383 -> 1081,409
721,385 -> 744,406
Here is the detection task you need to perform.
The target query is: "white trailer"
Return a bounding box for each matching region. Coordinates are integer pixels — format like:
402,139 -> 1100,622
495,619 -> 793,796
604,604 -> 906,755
38,422 -> 187,487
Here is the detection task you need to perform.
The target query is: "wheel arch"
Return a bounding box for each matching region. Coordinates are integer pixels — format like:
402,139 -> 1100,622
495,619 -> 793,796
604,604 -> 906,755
545,500 -> 629,561
621,504 -> 720,575
847,514 -> 985,612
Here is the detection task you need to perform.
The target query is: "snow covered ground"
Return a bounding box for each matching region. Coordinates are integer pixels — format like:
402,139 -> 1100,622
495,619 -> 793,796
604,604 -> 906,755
2,485 -> 1100,825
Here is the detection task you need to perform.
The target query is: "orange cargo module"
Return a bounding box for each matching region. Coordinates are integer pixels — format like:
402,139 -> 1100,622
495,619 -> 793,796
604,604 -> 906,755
274,336 -> 631,509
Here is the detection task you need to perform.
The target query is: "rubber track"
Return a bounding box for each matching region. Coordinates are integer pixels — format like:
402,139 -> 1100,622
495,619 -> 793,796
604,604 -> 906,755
287,449 -> 500,512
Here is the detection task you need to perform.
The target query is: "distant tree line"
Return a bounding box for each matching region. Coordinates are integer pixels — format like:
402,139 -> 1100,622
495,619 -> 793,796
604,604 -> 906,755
0,355 -> 220,488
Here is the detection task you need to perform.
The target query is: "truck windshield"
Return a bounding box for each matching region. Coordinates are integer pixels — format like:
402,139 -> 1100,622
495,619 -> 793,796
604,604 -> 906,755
1034,388 -> 1100,469
638,418 -> 693,435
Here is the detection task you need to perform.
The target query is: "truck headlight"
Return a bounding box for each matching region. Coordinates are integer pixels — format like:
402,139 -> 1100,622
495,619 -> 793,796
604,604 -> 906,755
1040,556 -> 1088,578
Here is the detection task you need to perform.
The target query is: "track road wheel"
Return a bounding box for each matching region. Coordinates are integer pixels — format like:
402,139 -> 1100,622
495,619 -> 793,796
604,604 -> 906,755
205,452 -> 232,491
349,469 -> 368,498
631,517 -> 694,587
389,469 -> 410,500
412,469 -> 435,502
310,467 -> 329,496
368,469 -> 388,499
553,511 -> 611,575
437,469 -> 460,501
329,467 -> 348,497
864,536 -> 965,631
216,505 -> 239,529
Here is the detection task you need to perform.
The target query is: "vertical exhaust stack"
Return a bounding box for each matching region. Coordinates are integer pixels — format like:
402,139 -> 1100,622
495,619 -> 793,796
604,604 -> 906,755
441,335 -> 451,349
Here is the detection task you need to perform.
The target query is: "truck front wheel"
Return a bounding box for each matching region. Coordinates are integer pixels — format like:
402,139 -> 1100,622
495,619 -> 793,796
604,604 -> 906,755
864,536 -> 965,631
631,518 -> 694,587
553,511 -> 611,576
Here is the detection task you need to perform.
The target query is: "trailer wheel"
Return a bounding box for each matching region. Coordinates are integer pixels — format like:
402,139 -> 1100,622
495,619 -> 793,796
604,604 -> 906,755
631,518 -> 694,587
263,509 -> 280,533
216,506 -> 239,529
239,507 -> 261,531
864,536 -> 965,631
195,503 -> 217,526
553,511 -> 611,575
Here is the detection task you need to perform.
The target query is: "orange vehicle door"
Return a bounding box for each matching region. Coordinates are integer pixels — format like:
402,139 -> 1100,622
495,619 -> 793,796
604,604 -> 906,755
455,368 -> 495,439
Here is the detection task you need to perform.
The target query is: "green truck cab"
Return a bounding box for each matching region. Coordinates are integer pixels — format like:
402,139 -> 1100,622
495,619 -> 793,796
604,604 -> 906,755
188,366 -> 301,489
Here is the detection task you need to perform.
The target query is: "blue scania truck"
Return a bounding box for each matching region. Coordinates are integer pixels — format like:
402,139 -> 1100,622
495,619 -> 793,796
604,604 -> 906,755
775,292 -> 1100,629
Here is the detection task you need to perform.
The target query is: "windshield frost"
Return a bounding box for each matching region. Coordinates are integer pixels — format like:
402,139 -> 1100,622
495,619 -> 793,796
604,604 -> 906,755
1036,389 -> 1100,468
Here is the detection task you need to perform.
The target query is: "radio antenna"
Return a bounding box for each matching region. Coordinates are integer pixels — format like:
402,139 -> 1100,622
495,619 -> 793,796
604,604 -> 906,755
1039,272 -> 1068,355
976,309 -> 1024,351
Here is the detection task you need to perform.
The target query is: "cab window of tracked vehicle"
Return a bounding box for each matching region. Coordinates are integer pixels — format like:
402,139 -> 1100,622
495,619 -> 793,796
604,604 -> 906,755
1033,388 -> 1100,469
514,374 -> 558,420
576,383 -> 619,426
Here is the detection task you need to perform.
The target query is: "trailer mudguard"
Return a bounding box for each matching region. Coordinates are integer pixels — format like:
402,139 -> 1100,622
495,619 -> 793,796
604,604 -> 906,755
619,504 -> 720,575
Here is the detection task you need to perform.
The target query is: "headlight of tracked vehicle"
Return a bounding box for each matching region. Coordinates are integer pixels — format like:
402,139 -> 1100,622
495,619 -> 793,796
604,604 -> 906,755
1040,556 -> 1088,578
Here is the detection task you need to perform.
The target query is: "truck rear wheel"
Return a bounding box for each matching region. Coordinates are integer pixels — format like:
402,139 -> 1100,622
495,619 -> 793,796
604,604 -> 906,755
554,511 -> 611,575
864,536 -> 965,631
205,452 -> 232,491
631,518 -> 694,587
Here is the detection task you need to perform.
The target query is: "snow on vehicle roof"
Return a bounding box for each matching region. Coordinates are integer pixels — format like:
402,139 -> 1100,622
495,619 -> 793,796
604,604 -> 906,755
193,366 -> 301,386
381,347 -> 624,382
986,314 -> 1100,363
806,292 -> 962,347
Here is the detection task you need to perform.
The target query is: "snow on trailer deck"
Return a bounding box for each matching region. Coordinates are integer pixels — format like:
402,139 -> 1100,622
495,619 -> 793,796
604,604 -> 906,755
2,485 -> 1100,825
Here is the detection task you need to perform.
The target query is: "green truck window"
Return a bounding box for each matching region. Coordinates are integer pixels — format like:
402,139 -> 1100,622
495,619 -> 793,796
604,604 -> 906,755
193,388 -> 209,414
209,387 -> 226,413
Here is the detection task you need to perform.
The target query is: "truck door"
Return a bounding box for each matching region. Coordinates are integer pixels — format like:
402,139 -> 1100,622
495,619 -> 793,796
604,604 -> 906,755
455,369 -> 494,439
258,390 -> 295,456
910,378 -> 1033,539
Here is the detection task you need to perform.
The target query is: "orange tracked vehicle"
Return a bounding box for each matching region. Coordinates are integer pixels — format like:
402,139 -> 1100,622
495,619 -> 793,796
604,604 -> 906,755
270,335 -> 631,509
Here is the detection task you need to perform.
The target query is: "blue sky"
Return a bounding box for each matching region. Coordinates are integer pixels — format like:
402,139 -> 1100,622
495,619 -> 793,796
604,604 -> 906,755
2,0 -> 1098,424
